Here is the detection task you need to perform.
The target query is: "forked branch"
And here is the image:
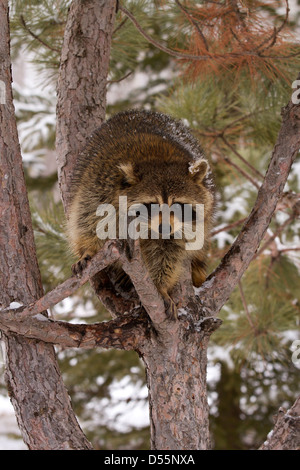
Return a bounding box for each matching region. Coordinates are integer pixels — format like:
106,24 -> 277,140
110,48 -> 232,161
1,86 -> 300,347
0,237 -> 169,348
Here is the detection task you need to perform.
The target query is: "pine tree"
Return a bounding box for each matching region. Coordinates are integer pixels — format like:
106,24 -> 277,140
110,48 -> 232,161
0,0 -> 299,449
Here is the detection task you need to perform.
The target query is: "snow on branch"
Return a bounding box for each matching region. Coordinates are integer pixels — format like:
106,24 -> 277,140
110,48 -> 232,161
0,305 -> 148,351
0,237 -> 173,347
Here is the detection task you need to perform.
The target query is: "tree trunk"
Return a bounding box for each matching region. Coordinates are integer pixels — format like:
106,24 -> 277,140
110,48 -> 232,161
1,0 -> 299,451
56,0 -> 117,213
0,0 -> 92,450
55,0 -> 122,318
143,325 -> 211,450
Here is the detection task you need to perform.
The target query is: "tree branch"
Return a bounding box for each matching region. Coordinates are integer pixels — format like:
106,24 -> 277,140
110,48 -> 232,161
198,88 -> 300,316
253,213 -> 295,260
221,135 -> 264,181
0,307 -> 148,351
15,239 -> 122,319
255,0 -> 289,54
174,0 -> 209,51
259,395 -> 300,450
120,239 -> 168,329
238,280 -> 258,335
0,238 -> 165,348
219,150 -> 261,189
211,217 -> 247,237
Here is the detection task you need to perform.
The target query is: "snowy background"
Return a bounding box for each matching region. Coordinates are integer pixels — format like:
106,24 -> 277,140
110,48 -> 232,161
1,0 -> 299,450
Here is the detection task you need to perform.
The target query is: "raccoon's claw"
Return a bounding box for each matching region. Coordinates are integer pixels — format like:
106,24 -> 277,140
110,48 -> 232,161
163,296 -> 177,321
72,255 -> 92,276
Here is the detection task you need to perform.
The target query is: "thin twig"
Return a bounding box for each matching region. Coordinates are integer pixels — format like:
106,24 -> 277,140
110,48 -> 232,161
175,0 -> 209,51
219,151 -> 261,189
221,111 -> 260,132
107,71 -> 133,85
279,247 -> 300,253
221,135 -> 264,180
113,16 -> 128,35
255,0 -> 289,54
119,5 -> 300,62
253,214 -> 295,260
211,217 -> 247,237
238,280 -> 258,334
119,5 -> 200,60
20,15 -> 60,53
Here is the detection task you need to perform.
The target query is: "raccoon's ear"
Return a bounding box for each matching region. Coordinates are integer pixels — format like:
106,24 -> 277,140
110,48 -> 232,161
189,159 -> 209,184
118,163 -> 139,187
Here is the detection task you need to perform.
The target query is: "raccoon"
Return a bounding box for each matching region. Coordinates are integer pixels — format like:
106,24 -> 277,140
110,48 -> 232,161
67,110 -> 215,317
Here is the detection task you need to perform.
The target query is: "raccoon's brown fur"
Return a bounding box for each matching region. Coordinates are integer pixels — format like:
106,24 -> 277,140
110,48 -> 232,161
67,110 -> 215,315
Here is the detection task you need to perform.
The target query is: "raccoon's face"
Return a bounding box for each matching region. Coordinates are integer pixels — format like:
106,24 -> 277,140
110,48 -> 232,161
117,158 -> 213,241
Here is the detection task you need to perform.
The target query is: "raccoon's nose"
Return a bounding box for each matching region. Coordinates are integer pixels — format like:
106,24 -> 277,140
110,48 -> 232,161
158,223 -> 172,235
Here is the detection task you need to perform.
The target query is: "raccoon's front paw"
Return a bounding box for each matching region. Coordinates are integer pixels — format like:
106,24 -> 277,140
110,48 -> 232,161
71,255 -> 92,276
163,295 -> 177,321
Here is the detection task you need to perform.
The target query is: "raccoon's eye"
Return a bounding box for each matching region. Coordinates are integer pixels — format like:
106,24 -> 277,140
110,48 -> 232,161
120,177 -> 132,190
144,203 -> 157,212
181,206 -> 197,223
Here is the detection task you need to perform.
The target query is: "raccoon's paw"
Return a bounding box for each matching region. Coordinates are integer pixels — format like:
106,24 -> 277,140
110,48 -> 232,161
163,295 -> 177,321
71,255 -> 92,276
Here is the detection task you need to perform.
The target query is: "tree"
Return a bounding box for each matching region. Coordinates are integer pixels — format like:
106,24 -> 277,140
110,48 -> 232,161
0,0 -> 92,449
0,0 -> 299,450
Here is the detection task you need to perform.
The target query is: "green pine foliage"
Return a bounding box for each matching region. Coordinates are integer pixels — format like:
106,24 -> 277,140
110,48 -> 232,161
30,193 -> 72,285
10,0 -> 68,79
1,0 -> 299,450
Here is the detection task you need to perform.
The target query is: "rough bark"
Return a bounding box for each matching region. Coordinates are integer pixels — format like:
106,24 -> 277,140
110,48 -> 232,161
56,0 -> 117,213
1,0 -> 299,451
141,320 -> 215,450
0,237 -> 220,450
0,241 -> 150,351
260,396 -> 300,450
0,307 -> 149,351
0,0 -> 92,450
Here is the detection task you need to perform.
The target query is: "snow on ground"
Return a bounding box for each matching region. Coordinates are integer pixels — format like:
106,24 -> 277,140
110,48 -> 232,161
82,376 -> 150,435
2,0 -> 298,450
0,396 -> 27,450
